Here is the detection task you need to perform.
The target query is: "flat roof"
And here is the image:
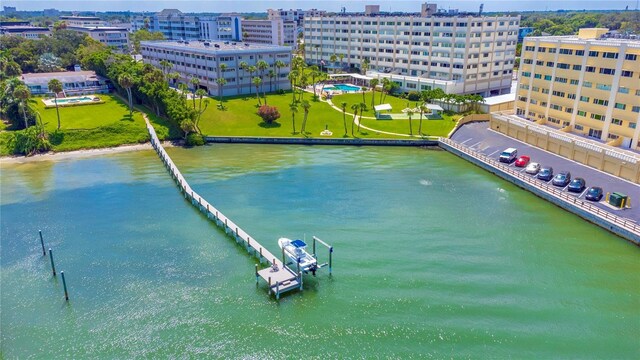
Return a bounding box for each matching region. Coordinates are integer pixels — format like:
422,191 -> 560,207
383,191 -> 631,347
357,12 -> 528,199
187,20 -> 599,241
483,93 -> 516,106
67,26 -> 128,32
22,71 -> 105,85
425,104 -> 444,111
526,34 -> 640,46
141,40 -> 291,53
374,104 -> 392,111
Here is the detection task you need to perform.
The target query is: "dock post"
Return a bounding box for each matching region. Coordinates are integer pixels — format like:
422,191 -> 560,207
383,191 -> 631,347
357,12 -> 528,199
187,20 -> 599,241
329,246 -> 333,276
312,237 -> 316,258
255,264 -> 259,285
61,271 -> 69,301
38,230 -> 46,256
259,247 -> 263,262
48,248 -> 56,277
297,259 -> 303,291
276,281 -> 280,300
282,247 -> 286,266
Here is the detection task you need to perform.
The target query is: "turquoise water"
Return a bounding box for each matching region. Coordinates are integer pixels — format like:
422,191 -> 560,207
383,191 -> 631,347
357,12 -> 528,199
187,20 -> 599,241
1,145 -> 638,358
54,97 -> 93,103
324,84 -> 361,92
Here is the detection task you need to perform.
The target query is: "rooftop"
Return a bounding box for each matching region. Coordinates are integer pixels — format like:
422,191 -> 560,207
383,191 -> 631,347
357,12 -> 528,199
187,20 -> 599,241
21,71 -> 105,85
527,28 -> 640,46
141,40 -> 291,52
60,15 -> 101,20
67,26 -> 129,31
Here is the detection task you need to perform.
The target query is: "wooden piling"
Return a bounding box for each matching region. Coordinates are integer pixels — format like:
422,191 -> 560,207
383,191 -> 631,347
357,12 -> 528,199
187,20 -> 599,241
61,271 -> 69,301
329,246 -> 333,275
48,248 -> 56,277
255,264 -> 259,284
38,230 -> 46,256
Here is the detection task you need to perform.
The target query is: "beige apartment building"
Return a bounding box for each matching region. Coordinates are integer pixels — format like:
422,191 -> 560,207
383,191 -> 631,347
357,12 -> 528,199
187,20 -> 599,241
517,28 -> 640,150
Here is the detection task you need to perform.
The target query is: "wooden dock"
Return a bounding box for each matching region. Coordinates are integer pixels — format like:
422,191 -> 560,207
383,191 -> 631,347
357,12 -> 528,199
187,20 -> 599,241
144,119 -> 313,298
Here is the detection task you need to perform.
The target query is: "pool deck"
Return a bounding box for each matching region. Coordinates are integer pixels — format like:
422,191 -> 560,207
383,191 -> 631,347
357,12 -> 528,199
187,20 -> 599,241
41,95 -> 102,107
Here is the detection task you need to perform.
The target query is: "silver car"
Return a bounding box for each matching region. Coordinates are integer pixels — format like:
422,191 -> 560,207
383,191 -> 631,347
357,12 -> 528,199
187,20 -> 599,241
525,162 -> 541,175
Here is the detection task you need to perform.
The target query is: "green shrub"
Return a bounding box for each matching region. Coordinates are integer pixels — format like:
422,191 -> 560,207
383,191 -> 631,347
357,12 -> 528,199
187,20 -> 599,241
7,126 -> 51,155
185,133 -> 205,146
407,90 -> 421,101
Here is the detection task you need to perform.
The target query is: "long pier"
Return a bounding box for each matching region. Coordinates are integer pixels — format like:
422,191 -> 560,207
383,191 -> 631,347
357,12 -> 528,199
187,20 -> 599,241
144,119 -> 318,298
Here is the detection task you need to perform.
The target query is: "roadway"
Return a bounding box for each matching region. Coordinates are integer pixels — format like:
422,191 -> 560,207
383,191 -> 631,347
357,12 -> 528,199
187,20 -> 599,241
450,122 -> 640,223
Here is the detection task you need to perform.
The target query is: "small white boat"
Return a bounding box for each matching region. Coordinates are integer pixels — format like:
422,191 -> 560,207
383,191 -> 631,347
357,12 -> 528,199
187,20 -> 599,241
278,237 -> 318,274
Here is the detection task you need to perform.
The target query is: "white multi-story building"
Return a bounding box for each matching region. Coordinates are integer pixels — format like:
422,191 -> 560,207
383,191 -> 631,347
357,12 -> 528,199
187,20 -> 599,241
69,26 -> 130,51
0,21 -> 51,39
60,15 -> 106,27
242,19 -> 284,45
304,4 -> 519,96
267,8 -> 326,27
131,9 -> 242,42
140,40 -> 291,96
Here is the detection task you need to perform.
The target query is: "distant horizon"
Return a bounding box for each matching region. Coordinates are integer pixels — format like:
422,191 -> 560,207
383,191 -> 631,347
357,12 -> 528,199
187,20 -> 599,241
2,0 -> 638,13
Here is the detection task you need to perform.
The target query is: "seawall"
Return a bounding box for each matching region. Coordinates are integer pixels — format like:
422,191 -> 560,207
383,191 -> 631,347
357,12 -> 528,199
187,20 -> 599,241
205,136 -> 440,146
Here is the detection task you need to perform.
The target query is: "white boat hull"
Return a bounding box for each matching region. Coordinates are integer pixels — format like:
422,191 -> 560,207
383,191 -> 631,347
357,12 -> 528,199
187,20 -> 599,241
278,237 -> 318,273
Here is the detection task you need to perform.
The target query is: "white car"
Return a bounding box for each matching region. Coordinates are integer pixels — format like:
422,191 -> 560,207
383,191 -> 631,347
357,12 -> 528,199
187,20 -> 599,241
525,162 -> 541,175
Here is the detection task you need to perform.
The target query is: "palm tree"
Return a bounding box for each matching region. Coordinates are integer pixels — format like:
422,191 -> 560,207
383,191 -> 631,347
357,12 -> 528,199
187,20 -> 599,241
13,85 -> 31,129
289,102 -> 298,134
361,86 -> 367,104
357,102 -> 367,132
274,60 -> 285,91
189,77 -> 200,108
350,103 -> 359,136
361,58 -> 370,75
159,60 -> 172,75
298,73 -> 309,101
252,77 -> 262,105
369,78 -> 379,108
47,78 -> 63,130
118,73 -> 134,117
216,78 -> 227,103
300,100 -> 311,135
178,83 -> 189,101
288,70 -> 299,103
239,61 -> 248,94
340,101 -> 348,135
418,104 -> 428,136
247,65 -> 257,95
380,78 -> 390,104
404,108 -> 415,135
267,69 -> 276,92
167,71 -> 180,86
338,53 -> 345,71
330,54 -> 338,73
256,60 -> 268,94
194,88 -> 209,133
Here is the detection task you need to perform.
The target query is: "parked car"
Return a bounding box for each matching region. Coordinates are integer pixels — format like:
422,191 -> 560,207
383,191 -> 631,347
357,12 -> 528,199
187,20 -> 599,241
499,148 -> 518,163
552,171 -> 572,187
567,177 -> 586,193
585,187 -> 604,201
515,155 -> 531,167
537,166 -> 553,181
525,162 -> 541,174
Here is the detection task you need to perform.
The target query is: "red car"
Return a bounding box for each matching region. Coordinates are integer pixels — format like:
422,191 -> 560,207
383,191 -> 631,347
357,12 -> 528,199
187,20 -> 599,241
514,155 -> 531,167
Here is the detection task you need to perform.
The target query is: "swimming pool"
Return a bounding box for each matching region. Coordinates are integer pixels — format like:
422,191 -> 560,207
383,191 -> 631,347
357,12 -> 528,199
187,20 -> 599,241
323,84 -> 361,92
42,95 -> 100,107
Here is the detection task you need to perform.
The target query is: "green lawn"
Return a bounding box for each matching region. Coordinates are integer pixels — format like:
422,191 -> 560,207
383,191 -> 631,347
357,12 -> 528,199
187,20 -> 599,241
328,92 -> 458,137
197,90 -> 457,139
0,93 -> 180,155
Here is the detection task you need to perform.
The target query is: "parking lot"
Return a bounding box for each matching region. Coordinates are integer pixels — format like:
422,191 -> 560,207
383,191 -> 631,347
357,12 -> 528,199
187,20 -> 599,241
451,122 -> 640,223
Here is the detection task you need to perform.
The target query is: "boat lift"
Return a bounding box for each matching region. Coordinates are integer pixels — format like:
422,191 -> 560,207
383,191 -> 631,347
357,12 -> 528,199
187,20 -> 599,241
255,236 -> 333,300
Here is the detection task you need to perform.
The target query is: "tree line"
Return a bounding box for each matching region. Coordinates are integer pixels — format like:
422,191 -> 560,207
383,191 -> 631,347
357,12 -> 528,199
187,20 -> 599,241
520,10 -> 640,36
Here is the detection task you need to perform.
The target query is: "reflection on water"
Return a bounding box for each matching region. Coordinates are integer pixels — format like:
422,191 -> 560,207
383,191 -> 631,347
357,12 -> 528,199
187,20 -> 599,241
1,145 -> 638,358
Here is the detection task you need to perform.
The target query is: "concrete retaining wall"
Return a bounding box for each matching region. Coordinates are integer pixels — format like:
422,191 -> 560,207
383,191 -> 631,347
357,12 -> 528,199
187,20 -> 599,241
205,136 -> 440,146
439,138 -> 640,245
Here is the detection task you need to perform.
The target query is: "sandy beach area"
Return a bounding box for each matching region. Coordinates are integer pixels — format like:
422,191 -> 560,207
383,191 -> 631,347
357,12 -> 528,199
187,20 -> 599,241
0,141 -> 176,165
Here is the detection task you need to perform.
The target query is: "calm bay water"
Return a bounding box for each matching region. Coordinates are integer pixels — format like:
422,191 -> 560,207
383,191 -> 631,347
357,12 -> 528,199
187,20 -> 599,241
1,145 -> 638,358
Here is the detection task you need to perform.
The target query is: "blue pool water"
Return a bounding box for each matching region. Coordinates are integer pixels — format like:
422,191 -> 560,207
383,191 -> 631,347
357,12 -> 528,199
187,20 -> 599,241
324,84 -> 361,92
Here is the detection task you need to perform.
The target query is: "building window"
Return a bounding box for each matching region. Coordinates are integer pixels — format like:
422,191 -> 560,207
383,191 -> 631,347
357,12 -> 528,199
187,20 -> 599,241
570,79 -> 579,85
588,129 -> 602,138
577,110 -> 586,117
575,50 -> 584,56
619,87 -> 629,94
602,52 -> 618,59
592,98 -> 609,106
629,122 -> 637,129
611,118 -> 623,125
572,64 -> 582,71
596,83 -> 612,91
621,70 -> 634,77
585,66 -> 595,72
588,51 -> 599,57
583,81 -> 592,88
580,96 -> 589,102
625,54 -> 637,61
599,68 -> 615,75
559,49 -> 573,55
632,106 -> 640,113
575,124 -> 584,130
590,113 -> 604,120
544,75 -> 552,80
614,103 -> 626,110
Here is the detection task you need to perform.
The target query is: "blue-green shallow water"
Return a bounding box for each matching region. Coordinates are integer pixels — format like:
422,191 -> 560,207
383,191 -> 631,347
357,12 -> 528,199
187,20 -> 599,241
1,145 -> 638,358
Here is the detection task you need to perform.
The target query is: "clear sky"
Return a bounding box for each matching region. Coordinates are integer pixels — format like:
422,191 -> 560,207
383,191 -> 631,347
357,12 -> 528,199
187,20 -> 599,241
3,0 -> 637,13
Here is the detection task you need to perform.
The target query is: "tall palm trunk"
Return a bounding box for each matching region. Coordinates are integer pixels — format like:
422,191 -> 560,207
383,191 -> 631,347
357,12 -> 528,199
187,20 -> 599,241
21,103 -> 28,129
351,111 -> 357,136
54,94 -> 61,129
342,112 -> 347,135
418,112 -> 423,135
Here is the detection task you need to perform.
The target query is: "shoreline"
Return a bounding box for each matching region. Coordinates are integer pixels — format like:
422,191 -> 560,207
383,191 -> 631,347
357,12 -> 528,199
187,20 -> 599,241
0,141 -> 177,165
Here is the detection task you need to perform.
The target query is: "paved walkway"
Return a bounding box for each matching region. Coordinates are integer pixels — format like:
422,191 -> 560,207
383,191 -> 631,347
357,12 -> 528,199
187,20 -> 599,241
451,122 -> 640,222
